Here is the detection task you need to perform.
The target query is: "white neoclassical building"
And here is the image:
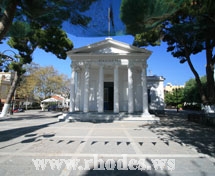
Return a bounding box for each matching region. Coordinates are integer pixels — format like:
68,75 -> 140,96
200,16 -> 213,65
67,38 -> 164,119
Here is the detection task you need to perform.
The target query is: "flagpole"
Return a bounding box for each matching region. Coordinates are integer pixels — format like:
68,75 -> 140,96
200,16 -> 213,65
108,7 -> 111,37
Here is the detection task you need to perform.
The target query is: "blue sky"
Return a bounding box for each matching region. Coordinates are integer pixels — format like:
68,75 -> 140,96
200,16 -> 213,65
1,34 -> 206,86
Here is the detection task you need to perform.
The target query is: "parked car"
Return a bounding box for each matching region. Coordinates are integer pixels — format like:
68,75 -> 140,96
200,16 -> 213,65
13,108 -> 25,113
48,105 -> 57,111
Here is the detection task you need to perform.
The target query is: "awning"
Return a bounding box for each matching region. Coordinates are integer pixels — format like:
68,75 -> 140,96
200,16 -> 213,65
41,98 -> 59,103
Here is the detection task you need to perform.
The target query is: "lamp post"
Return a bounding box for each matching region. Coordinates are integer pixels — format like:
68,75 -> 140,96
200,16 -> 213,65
0,49 -> 18,62
176,87 -> 179,113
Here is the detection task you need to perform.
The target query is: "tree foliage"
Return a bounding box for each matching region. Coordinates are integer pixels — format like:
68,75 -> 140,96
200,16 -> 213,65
164,76 -> 206,109
0,0 -> 96,41
16,65 -> 70,102
165,87 -> 184,107
120,0 -> 180,46
0,0 -> 97,74
120,0 -> 215,104
183,76 -> 207,103
0,25 -> 72,116
15,63 -> 40,102
32,66 -> 70,100
0,0 -> 96,117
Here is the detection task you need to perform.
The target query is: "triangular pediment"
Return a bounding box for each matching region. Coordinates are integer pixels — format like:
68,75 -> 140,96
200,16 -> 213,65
67,38 -> 151,55
95,46 -> 129,54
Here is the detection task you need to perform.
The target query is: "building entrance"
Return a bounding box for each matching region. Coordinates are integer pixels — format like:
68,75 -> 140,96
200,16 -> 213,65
104,82 -> 113,111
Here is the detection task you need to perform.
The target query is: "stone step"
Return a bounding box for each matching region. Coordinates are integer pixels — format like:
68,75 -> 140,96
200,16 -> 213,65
58,112 -> 160,123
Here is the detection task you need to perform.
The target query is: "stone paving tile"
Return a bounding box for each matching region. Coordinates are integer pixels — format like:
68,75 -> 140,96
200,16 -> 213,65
56,129 -> 91,136
96,123 -> 132,128
81,139 -> 136,154
0,156 -> 64,176
0,110 -> 215,176
125,128 -> 158,137
91,129 -> 126,137
72,156 -> 215,176
58,122 -> 95,128
0,155 -> 214,176
25,138 -> 83,154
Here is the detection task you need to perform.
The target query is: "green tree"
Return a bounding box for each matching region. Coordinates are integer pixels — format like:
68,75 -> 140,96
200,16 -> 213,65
120,0 -> 215,104
15,63 -> 40,109
120,0 -> 181,46
0,51 -> 25,117
16,64 -> 70,109
165,87 -> 184,109
19,66 -> 70,101
184,76 -> 207,103
0,27 -> 72,117
0,0 -> 96,117
162,18 -> 208,104
0,0 -> 96,41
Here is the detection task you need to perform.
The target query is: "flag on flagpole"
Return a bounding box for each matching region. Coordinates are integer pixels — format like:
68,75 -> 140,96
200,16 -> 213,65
108,5 -> 114,27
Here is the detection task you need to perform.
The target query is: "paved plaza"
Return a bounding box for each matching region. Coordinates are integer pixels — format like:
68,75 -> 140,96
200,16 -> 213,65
0,110 -> 215,175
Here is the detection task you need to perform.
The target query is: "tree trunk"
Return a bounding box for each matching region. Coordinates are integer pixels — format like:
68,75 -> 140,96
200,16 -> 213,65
205,40 -> 215,104
0,71 -> 21,117
25,97 -> 28,110
0,0 -> 18,41
186,55 -> 208,104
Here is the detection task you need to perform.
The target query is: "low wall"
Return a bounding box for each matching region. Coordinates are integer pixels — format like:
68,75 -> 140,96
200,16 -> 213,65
187,112 -> 215,126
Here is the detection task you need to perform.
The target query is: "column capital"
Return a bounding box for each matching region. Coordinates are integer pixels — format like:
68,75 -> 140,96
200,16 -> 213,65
141,60 -> 148,68
114,60 -> 121,66
114,63 -> 120,68
128,61 -> 135,69
98,62 -> 104,67
84,62 -> 91,69
71,65 -> 81,73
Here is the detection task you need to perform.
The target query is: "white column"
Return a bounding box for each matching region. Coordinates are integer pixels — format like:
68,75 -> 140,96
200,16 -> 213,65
128,65 -> 134,113
98,64 -> 104,113
75,70 -> 81,111
70,66 -> 76,112
141,62 -> 150,115
114,65 -> 119,113
84,64 -> 89,113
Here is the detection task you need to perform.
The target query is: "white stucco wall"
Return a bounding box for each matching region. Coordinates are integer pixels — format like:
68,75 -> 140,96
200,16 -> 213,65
68,38 -> 165,113
147,76 -> 165,111
75,67 -> 164,112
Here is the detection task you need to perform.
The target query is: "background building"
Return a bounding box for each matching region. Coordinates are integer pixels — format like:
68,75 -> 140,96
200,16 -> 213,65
67,38 -> 165,116
0,72 -> 13,110
164,83 -> 184,93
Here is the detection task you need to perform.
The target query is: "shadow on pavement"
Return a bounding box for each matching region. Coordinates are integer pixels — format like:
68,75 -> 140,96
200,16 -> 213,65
144,111 -> 215,157
0,111 -> 61,121
83,161 -> 171,176
0,121 -> 58,142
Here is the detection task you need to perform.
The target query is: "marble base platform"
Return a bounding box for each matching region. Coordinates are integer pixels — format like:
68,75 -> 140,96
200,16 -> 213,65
58,112 -> 160,123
